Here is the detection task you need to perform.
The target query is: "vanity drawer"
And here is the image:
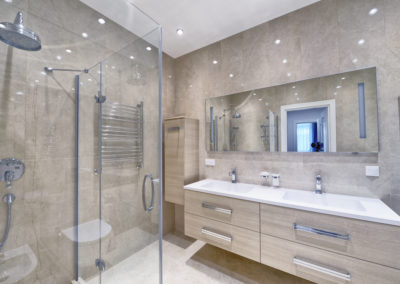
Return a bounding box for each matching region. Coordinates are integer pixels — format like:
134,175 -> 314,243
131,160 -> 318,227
185,190 -> 260,231
261,234 -> 400,284
184,212 -> 260,262
261,204 -> 400,269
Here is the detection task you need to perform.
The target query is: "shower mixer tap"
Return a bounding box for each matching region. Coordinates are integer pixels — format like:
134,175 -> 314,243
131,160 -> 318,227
0,158 -> 25,189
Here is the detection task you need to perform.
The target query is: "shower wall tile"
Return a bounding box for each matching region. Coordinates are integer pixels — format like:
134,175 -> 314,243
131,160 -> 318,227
172,0 -> 400,207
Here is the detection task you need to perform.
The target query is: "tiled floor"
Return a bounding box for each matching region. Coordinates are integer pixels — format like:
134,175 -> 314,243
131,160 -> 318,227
86,232 -> 313,284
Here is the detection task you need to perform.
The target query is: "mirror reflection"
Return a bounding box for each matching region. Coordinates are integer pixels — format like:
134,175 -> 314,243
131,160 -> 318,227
206,67 -> 378,153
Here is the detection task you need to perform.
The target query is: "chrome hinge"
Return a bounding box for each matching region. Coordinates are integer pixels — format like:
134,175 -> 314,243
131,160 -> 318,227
95,258 -> 106,272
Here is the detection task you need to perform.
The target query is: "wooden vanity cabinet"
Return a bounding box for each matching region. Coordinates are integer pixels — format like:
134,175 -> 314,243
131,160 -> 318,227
164,117 -> 199,205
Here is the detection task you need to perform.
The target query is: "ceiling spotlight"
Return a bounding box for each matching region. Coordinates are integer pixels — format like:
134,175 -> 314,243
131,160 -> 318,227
146,46 -> 152,51
176,28 -> 184,36
129,55 -> 135,60
336,85 -> 342,89
88,78 -> 92,82
81,32 -> 88,38
341,77 -> 346,80
275,39 -> 281,45
229,73 -> 234,78
358,39 -> 365,45
65,49 -> 72,54
287,72 -> 291,77
16,91 -> 24,95
369,8 -> 378,15
282,58 -> 288,64
4,0 -> 13,3
352,58 -> 358,64
292,86 -> 296,89
258,98 -> 263,101
98,18 -> 106,24
56,55 -> 62,60
253,93 -> 257,96
212,60 -> 218,64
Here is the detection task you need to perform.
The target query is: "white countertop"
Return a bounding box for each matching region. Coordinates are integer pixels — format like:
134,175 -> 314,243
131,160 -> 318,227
184,179 -> 400,226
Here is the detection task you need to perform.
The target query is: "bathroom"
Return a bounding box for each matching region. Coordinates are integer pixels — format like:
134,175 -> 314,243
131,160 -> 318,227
0,0 -> 399,283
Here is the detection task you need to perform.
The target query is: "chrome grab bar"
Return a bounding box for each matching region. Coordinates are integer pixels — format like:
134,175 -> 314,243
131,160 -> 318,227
202,202 -> 232,215
201,228 -> 232,243
293,257 -> 351,281
142,174 -> 155,212
293,223 -> 350,241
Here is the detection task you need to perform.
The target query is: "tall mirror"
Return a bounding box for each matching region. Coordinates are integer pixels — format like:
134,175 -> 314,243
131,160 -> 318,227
206,67 -> 378,153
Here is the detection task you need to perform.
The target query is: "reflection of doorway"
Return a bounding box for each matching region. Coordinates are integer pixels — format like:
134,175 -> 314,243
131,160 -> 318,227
281,100 -> 336,152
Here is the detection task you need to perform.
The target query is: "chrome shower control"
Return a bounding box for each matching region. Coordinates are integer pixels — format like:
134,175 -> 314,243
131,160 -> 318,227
0,158 -> 25,189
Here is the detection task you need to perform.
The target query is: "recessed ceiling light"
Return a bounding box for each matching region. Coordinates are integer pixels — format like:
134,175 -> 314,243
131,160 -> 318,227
334,92 -> 338,96
352,58 -> 358,63
369,8 -> 378,15
275,39 -> 281,45
258,98 -> 263,101
294,93 -> 298,96
146,46 -> 152,51
129,55 -> 135,60
282,58 -> 288,64
189,84 -> 193,88
35,80 -> 39,83
65,49 -> 72,54
88,78 -> 92,82
252,92 -> 257,96
81,32 -> 88,38
292,86 -> 296,89
358,39 -> 365,45
4,0 -> 13,3
176,28 -> 184,36
111,66 -> 115,69
98,18 -> 106,24
229,73 -> 234,78
341,77 -> 346,80
287,72 -> 291,77
16,91 -> 24,95
56,55 -> 62,60
336,85 -> 342,89
212,60 -> 218,64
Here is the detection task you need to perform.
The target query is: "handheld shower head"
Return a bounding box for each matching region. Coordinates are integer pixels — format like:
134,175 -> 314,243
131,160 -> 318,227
0,12 -> 41,51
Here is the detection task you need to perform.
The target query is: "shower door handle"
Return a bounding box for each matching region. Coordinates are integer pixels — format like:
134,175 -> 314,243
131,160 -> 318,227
142,174 -> 155,212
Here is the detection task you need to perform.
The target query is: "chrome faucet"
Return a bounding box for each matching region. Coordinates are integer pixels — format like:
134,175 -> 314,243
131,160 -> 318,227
229,168 -> 237,183
315,174 -> 322,194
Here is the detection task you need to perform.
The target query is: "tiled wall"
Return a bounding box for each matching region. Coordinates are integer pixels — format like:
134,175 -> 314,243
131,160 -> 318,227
172,0 -> 400,212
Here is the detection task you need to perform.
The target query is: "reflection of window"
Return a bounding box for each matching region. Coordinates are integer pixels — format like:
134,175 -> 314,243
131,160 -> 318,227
297,123 -> 317,152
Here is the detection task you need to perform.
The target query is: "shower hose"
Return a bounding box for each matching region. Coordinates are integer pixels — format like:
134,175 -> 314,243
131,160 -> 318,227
0,195 -> 13,252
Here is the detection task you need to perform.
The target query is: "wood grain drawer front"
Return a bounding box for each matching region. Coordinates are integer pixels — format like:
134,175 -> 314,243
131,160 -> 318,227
261,234 -> 400,284
185,213 -> 260,262
185,190 -> 260,232
261,204 -> 400,269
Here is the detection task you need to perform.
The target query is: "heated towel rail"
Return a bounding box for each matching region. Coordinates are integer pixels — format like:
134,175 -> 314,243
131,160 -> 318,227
101,101 -> 143,168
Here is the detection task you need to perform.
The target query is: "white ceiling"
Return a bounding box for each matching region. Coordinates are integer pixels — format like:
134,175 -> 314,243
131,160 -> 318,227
83,0 -> 320,58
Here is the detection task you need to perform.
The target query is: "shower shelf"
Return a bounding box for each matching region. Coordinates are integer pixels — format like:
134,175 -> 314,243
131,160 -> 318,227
100,101 -> 143,168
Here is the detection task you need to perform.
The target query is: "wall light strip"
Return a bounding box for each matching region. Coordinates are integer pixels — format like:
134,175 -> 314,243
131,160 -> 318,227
358,82 -> 366,138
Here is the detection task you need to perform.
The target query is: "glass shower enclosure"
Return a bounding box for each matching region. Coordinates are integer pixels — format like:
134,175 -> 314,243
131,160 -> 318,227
76,20 -> 163,284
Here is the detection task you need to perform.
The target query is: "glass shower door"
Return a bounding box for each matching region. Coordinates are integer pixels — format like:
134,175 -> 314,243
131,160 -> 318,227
77,23 -> 162,284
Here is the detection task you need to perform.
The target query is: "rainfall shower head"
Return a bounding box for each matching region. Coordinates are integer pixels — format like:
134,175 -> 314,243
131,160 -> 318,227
0,12 -> 41,51
232,111 -> 241,119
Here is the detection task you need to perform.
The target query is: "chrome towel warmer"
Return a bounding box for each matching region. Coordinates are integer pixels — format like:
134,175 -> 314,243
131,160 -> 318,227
101,101 -> 144,168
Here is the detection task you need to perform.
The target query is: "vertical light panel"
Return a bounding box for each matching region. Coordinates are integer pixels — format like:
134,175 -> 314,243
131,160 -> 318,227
210,106 -> 214,145
358,82 -> 366,138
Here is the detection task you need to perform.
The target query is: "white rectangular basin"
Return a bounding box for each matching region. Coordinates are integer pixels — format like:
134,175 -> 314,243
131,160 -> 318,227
184,179 -> 400,226
283,191 -> 366,212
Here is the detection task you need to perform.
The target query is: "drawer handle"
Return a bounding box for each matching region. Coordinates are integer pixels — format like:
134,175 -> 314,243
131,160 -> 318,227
293,223 -> 350,241
201,227 -> 232,243
293,257 -> 351,281
202,202 -> 232,215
